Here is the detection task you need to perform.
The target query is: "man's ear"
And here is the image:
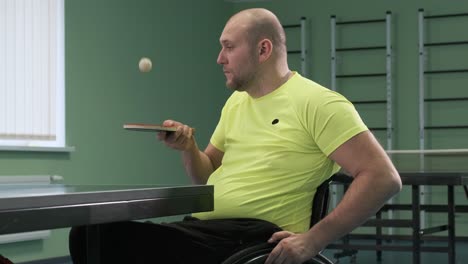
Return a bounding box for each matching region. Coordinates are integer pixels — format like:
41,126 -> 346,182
258,39 -> 273,62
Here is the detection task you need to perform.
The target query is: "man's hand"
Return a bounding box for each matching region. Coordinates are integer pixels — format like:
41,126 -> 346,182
157,119 -> 196,151
265,231 -> 319,264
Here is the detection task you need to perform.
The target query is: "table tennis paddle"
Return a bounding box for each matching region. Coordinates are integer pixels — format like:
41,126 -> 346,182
123,123 -> 177,132
123,123 -> 196,134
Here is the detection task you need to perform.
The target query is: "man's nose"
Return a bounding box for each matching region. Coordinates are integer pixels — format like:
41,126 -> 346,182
217,50 -> 226,65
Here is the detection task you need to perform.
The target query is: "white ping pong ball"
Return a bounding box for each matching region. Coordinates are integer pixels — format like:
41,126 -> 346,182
139,57 -> 152,73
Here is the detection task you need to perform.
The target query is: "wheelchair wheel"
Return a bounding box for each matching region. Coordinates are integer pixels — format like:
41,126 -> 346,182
221,243 -> 334,264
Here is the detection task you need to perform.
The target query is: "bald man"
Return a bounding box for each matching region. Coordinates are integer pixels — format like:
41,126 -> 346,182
69,8 -> 401,264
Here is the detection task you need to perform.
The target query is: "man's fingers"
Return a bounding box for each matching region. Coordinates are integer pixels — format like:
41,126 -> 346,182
265,243 -> 282,264
157,124 -> 195,151
268,231 -> 294,243
162,119 -> 175,127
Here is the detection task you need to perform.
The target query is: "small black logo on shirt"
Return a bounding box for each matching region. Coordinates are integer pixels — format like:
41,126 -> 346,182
272,119 -> 279,125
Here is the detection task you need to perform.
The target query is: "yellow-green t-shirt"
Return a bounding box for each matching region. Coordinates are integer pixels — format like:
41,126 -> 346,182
192,72 -> 368,233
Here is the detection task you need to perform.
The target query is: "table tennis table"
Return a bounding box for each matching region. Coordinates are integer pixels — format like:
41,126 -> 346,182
0,184 -> 214,264
328,152 -> 468,264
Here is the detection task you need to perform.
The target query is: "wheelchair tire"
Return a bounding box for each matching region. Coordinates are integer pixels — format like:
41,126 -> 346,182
221,243 -> 333,264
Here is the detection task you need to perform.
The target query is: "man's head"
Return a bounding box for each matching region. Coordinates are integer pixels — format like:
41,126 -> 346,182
217,8 -> 287,92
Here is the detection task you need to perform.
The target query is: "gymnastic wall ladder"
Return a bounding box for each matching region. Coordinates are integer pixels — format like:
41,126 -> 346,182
329,12 -> 394,236
417,8 -> 468,230
418,9 -> 468,151
283,17 -> 307,76
330,11 -> 393,151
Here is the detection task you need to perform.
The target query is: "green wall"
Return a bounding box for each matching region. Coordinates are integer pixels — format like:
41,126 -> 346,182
0,0 -> 231,262
1,0 -> 468,262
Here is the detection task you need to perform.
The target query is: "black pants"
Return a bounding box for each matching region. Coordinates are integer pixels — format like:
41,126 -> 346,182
69,216 -> 281,264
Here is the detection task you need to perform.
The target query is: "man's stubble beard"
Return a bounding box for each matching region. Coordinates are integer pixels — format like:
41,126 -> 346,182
227,54 -> 259,92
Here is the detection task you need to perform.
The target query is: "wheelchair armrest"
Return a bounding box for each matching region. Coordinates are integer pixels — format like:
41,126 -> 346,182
330,172 -> 353,185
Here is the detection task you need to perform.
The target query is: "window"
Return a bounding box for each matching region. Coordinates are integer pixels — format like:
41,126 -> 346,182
0,0 -> 65,150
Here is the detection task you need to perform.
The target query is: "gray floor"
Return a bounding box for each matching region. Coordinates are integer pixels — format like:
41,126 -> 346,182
322,240 -> 468,264
18,256 -> 71,264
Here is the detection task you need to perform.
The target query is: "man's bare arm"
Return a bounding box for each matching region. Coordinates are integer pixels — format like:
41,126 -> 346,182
266,131 -> 402,263
306,130 -> 402,253
182,142 -> 223,184
158,120 -> 224,184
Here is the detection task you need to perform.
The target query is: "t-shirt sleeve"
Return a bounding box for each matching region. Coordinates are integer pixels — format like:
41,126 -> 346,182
310,92 -> 369,156
210,102 -> 228,152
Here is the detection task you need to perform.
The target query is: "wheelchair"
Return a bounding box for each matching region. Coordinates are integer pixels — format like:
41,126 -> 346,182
221,173 -> 352,264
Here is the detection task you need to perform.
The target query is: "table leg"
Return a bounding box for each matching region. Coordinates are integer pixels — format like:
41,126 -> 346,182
86,224 -> 101,264
376,210 -> 382,262
412,185 -> 421,264
448,186 -> 455,264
